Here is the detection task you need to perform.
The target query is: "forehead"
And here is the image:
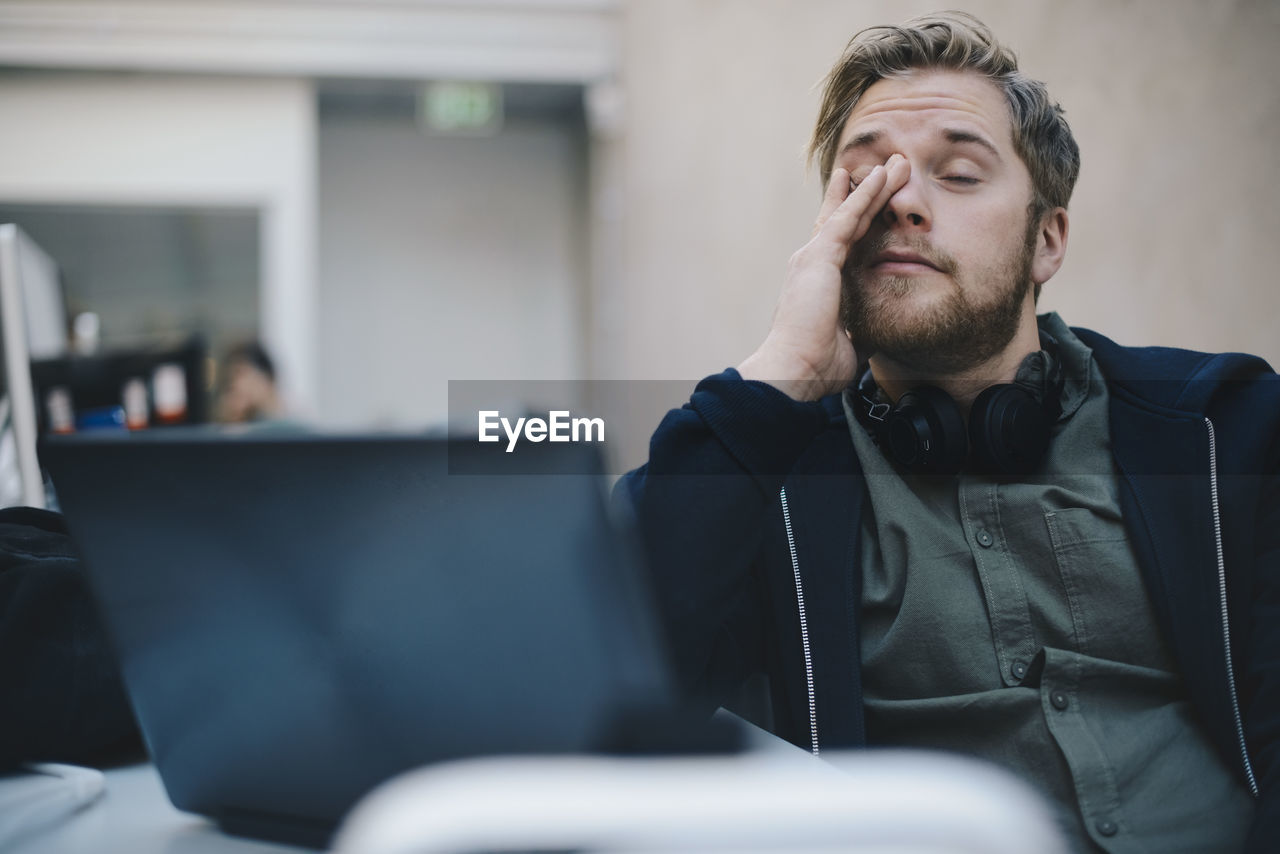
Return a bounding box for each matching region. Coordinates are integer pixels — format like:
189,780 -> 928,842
837,69 -> 1014,154
229,359 -> 264,378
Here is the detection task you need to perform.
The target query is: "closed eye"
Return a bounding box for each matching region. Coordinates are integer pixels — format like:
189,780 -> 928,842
849,170 -> 874,188
944,176 -> 980,185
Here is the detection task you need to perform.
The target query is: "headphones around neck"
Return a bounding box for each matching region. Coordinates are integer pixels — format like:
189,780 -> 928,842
854,335 -> 1065,476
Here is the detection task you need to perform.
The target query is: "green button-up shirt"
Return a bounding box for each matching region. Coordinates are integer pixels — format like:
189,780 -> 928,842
842,313 -> 1253,853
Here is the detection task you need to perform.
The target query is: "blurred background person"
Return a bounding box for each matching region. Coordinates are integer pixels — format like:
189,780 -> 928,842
216,341 -> 284,424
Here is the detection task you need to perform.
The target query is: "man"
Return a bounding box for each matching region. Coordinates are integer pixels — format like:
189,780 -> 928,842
217,340 -> 284,424
619,13 -> 1279,853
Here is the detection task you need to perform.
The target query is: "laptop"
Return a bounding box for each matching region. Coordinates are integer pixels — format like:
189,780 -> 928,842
41,431 -> 675,846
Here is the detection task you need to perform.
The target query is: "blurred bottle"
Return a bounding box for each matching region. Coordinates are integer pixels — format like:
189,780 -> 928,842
71,312 -> 101,356
152,363 -> 187,425
46,386 -> 75,434
122,377 -> 149,430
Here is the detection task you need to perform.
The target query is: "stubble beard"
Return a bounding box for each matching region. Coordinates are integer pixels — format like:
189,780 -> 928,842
840,225 -> 1037,376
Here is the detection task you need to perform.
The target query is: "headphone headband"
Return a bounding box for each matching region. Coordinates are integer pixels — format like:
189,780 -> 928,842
853,334 -> 1064,476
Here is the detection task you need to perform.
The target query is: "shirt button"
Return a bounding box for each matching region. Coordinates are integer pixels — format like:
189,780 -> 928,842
1011,661 -> 1028,680
1096,819 -> 1118,837
1050,690 -> 1069,711
975,529 -> 994,548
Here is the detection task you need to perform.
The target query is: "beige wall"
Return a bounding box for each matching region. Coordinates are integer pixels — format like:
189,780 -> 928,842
610,0 -> 1280,391
2,1 -> 1275,467
0,72 -> 317,409
317,113 -> 587,429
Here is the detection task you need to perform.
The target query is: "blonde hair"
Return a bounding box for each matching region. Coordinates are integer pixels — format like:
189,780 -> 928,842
809,11 -> 1079,221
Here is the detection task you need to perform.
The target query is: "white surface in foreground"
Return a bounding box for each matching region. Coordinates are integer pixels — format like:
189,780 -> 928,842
336,749 -> 1069,854
3,763 -> 312,854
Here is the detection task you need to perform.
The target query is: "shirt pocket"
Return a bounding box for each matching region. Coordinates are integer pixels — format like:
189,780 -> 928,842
1043,507 -> 1170,668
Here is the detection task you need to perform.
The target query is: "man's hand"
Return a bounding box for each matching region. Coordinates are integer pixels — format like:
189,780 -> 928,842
738,154 -> 910,401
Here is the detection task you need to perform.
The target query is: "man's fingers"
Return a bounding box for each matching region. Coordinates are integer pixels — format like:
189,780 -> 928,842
859,155 -> 910,236
812,167 -> 853,236
821,154 -> 910,248
811,161 -> 887,249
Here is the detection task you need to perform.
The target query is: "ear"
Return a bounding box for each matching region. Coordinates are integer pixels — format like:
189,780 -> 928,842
1031,206 -> 1069,286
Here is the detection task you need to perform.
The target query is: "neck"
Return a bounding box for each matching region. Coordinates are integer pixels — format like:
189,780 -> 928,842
869,310 -> 1042,417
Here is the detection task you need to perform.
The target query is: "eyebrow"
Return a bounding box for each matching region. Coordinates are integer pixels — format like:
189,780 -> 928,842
840,129 -> 883,154
838,127 -> 1001,160
941,128 -> 1001,159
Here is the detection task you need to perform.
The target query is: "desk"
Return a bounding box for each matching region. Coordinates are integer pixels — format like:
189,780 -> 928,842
6,722 -> 1070,853
1,711 -> 786,854
8,764 -> 315,854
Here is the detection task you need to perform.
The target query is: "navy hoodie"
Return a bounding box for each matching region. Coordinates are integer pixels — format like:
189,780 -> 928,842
619,326 -> 1280,851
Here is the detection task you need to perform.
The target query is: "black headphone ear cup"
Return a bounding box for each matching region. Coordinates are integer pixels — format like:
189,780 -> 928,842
969,384 -> 1052,475
882,385 -> 968,474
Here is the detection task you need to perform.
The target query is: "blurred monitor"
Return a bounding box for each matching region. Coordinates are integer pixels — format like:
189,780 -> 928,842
10,225 -> 67,359
0,223 -> 66,508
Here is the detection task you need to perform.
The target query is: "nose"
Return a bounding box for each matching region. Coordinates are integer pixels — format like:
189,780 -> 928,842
880,167 -> 930,231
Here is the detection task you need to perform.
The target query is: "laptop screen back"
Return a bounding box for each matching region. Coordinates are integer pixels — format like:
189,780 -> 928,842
43,432 -> 672,837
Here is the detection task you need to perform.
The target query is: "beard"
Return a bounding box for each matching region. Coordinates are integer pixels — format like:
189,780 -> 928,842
840,219 -> 1037,376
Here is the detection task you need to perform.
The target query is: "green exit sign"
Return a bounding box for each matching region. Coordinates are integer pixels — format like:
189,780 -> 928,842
419,82 -> 503,135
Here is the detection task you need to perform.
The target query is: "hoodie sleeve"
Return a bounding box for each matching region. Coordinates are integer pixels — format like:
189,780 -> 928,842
614,369 -> 827,704
1245,389 -> 1280,854
0,507 -> 143,767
